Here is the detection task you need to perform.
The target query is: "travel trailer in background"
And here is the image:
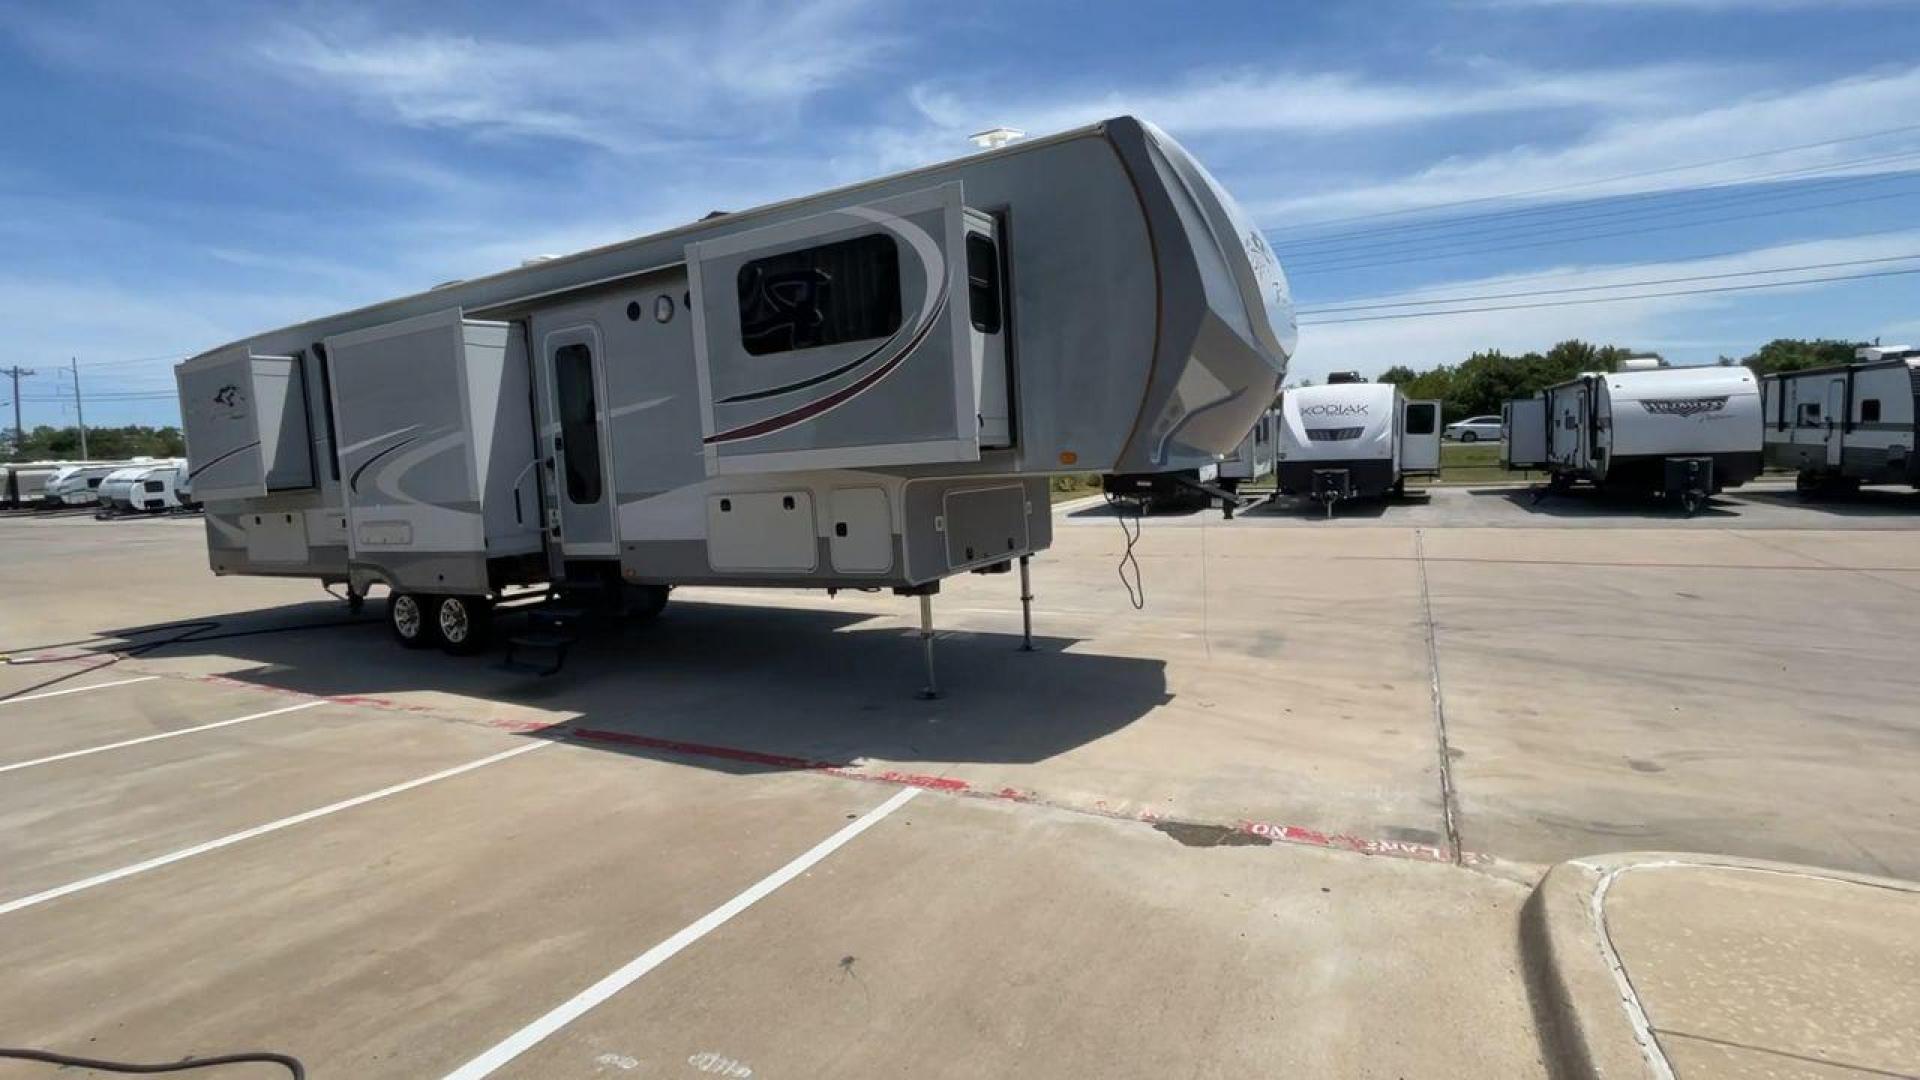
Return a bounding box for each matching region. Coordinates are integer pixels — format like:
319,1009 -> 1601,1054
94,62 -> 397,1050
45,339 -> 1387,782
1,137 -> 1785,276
2,463 -> 65,508
1274,374 -> 1441,515
44,463 -> 126,507
1762,345 -> 1920,495
96,461 -> 191,514
174,116 -> 1295,687
1503,359 -> 1763,513
1101,408 -> 1276,512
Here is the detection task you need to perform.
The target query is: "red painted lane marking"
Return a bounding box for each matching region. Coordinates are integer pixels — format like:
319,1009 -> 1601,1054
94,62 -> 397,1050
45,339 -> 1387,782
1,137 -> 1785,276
45,660 -> 1463,866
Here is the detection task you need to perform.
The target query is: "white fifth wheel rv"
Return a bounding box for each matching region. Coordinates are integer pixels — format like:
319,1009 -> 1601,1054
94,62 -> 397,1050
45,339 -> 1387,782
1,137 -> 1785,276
174,117 -> 1295,686
1274,375 -> 1441,515
1761,345 -> 1920,495
1503,361 -> 1763,513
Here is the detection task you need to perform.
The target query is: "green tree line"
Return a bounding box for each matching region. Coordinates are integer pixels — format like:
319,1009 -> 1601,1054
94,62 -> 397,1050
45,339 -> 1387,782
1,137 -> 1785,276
2,424 -> 185,462
1361,337 -> 1870,423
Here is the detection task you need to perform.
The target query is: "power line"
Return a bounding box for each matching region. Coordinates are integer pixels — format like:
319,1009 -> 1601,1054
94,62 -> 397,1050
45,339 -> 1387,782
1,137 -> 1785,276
1284,186 -> 1920,276
1297,266 -> 1920,326
1272,151 -> 1920,257
1282,170 -> 1920,270
1295,252 -> 1920,315
1266,120 -> 1920,235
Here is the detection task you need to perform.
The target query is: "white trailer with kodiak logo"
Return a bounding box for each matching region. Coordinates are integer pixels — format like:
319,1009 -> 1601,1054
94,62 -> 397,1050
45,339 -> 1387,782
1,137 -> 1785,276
1761,345 -> 1920,496
174,116 -> 1295,690
1503,359 -> 1763,514
1274,374 -> 1441,516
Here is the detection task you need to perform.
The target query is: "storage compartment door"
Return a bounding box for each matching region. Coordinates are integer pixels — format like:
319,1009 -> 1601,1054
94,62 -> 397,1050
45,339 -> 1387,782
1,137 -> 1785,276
176,345 -> 314,502
687,182 -> 978,475
1401,400 -> 1441,471
1503,398 -> 1547,467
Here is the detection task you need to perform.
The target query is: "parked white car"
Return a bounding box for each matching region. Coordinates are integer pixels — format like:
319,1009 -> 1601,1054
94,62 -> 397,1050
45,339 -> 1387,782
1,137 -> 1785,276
1444,415 -> 1503,442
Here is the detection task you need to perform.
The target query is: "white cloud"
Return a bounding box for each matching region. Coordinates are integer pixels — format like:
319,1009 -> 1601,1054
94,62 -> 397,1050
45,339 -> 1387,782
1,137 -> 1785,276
1289,229 -> 1920,378
855,59 -> 1725,174
1256,65 -> 1920,224
256,0 -> 890,152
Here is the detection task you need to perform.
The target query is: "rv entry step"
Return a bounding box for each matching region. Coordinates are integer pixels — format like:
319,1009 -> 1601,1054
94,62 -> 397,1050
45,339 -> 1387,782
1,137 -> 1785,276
503,607 -> 584,677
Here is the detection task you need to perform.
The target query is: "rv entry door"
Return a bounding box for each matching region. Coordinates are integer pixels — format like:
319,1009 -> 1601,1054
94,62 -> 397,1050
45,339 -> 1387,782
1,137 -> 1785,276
1401,400 -> 1441,473
534,324 -> 617,563
1824,377 -> 1847,468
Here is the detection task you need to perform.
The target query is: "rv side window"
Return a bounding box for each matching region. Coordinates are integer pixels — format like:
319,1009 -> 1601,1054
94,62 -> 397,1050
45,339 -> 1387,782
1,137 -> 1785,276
1796,402 -> 1822,427
736,233 -> 902,356
965,233 -> 1002,334
1405,403 -> 1437,435
1861,398 -> 1881,423
553,343 -> 603,504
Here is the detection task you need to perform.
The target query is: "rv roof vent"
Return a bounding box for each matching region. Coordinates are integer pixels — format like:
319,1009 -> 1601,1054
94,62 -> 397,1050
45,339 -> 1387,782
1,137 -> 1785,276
969,127 -> 1026,150
430,279 -> 465,290
1621,353 -> 1667,370
519,255 -> 558,267
1326,371 -> 1365,384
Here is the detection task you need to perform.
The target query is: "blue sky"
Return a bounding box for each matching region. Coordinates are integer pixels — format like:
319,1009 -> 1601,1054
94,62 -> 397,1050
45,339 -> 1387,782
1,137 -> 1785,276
4,0 -> 1920,425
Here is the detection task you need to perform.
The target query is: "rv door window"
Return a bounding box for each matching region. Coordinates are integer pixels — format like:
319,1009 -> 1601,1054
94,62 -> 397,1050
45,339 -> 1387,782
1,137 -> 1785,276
553,343 -> 603,504
1861,398 -> 1881,423
965,233 -> 1002,334
1796,402 -> 1822,427
1405,402 -> 1437,435
143,479 -> 164,493
736,233 -> 902,356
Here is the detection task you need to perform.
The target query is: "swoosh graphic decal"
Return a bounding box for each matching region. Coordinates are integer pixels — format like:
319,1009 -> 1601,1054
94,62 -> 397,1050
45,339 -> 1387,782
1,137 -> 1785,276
349,434 -> 420,494
706,289 -> 949,445
717,337 -> 894,404
187,441 -> 261,481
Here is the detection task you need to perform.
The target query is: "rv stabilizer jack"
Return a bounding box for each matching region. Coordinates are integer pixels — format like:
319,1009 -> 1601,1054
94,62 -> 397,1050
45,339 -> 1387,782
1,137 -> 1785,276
917,593 -> 941,699
1018,554 -> 1035,652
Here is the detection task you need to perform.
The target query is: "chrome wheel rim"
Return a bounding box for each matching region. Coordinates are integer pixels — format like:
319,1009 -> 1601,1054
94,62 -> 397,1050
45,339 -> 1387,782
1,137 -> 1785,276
393,595 -> 422,639
439,598 -> 468,643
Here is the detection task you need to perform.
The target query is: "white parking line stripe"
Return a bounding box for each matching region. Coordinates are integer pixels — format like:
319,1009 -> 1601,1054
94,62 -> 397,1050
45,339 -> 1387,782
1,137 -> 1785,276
442,786 -> 922,1080
0,676 -> 160,707
0,700 -> 326,775
0,740 -> 551,917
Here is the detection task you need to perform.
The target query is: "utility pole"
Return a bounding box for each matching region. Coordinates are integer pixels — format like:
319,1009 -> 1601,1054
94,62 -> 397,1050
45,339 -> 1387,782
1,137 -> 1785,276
2,365 -> 34,460
70,358 -> 88,459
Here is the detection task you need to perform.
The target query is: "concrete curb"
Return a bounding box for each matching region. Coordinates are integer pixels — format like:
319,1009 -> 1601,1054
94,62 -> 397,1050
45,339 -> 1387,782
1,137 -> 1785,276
1521,851 -> 1920,1080
1522,858 -> 1653,1080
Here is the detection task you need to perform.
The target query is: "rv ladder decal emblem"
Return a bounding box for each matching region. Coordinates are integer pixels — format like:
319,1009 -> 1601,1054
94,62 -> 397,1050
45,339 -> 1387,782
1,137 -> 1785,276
1640,396 -> 1728,417
212,384 -> 242,408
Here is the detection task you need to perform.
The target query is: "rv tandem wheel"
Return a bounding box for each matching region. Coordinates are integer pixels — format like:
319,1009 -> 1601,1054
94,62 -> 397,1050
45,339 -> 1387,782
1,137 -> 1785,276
435,595 -> 495,655
388,593 -> 440,650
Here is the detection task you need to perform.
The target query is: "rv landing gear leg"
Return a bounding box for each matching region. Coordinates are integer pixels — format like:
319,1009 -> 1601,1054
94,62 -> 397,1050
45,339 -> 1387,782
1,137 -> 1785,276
1018,555 -> 1035,652
917,593 -> 942,699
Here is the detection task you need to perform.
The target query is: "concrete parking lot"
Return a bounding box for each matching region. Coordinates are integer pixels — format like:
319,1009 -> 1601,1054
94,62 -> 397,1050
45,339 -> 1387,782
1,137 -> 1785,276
2,490 -> 1917,1077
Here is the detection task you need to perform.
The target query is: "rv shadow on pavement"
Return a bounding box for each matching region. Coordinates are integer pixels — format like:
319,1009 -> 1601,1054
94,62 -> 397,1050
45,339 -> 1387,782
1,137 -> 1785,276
84,597 -> 1172,777
1484,486 -> 1740,519
1737,486 -> 1920,517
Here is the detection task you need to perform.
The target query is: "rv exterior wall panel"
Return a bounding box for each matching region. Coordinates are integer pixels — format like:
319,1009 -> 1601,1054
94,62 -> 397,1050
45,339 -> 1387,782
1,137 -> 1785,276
176,346 -> 315,502
1503,398 -> 1548,468
688,183 -> 980,476
324,309 -> 541,593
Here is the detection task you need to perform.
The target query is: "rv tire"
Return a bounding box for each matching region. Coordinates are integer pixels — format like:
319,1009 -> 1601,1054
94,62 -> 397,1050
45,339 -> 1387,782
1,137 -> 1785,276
389,593 -> 439,650
625,584 -> 671,622
436,595 -> 494,655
